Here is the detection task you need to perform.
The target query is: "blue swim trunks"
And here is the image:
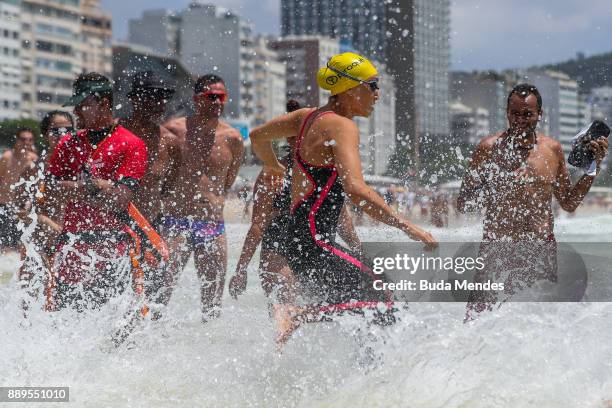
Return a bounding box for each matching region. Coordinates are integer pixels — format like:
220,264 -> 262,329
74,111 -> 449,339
161,216 -> 225,247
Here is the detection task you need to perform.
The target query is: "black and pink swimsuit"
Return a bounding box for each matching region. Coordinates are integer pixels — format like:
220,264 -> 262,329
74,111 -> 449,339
285,110 -> 393,313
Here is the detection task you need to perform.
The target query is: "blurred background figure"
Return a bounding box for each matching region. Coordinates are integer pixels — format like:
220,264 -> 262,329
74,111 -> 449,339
0,128 -> 38,253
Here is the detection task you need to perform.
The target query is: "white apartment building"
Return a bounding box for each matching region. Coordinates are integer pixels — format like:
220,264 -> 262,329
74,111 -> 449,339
128,9 -> 181,57
239,20 -> 255,121
21,0 -> 82,118
0,0 -> 21,120
20,0 -> 112,118
524,70 -> 580,155
80,0 -> 112,75
252,36 -> 286,127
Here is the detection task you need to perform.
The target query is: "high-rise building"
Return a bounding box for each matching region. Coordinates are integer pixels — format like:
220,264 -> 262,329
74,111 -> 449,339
81,0 -> 113,75
280,0 -> 450,173
0,0 -> 22,120
281,0 -> 387,61
128,9 -> 181,57
251,36 -> 286,127
80,0 -> 112,75
450,71 -> 507,134
239,21 -> 255,120
270,35 -> 340,108
130,3 -> 254,119
384,0 -> 415,161
21,0 -> 83,118
412,0 -> 450,138
19,0 -> 112,118
180,3 -> 255,119
523,70 -> 580,155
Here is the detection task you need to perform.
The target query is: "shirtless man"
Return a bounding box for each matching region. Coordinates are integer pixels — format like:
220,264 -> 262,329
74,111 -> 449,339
120,71 -> 181,222
163,74 -> 244,322
0,128 -> 38,252
458,83 -> 608,319
457,83 -> 608,241
119,71 -> 182,313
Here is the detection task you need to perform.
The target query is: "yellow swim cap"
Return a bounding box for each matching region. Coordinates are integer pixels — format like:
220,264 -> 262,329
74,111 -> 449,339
317,52 -> 378,96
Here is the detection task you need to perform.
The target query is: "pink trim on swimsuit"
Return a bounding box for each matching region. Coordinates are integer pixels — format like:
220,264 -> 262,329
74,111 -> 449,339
318,301 -> 395,314
308,169 -> 393,303
290,109 -> 394,307
291,110 -> 336,214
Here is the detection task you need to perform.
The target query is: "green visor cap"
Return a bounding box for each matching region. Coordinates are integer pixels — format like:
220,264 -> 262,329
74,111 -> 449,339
63,82 -> 114,107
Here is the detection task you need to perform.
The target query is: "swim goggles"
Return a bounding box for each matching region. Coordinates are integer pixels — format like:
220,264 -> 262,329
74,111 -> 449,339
200,90 -> 228,104
326,63 -> 379,92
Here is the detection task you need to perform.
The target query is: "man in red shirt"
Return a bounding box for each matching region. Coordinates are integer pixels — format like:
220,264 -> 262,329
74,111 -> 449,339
47,73 -> 147,310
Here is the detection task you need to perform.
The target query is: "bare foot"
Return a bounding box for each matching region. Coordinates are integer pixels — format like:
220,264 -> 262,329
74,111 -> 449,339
273,304 -> 303,352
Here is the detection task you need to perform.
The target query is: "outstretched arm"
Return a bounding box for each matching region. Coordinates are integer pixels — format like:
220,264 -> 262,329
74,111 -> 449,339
554,137 -> 608,212
331,116 -> 436,247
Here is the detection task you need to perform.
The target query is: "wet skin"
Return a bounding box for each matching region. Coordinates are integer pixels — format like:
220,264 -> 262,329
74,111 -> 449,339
458,94 -> 609,241
162,81 -> 244,320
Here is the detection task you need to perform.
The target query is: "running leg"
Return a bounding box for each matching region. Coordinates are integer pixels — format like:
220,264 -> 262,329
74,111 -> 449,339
194,233 -> 227,322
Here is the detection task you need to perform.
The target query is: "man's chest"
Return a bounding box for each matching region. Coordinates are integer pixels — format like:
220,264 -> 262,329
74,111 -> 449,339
182,140 -> 232,177
485,149 -> 557,186
523,156 -> 557,185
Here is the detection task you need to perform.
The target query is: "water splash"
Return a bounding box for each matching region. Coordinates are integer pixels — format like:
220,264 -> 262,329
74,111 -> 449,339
2,222 -> 612,406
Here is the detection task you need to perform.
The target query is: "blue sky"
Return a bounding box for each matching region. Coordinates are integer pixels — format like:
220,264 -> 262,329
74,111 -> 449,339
101,0 -> 612,71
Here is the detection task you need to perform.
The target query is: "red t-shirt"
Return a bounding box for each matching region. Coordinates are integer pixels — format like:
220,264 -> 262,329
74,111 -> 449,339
48,125 -> 147,233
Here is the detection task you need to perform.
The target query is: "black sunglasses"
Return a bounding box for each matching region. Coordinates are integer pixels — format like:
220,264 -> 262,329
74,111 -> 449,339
49,127 -> 74,137
326,63 -> 379,92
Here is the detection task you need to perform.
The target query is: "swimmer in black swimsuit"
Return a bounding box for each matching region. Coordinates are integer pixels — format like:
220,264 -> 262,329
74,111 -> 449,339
251,52 -> 438,346
287,109 -> 387,307
229,100 -> 361,302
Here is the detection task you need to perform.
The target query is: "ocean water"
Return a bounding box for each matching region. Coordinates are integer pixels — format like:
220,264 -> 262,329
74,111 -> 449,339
1,214 -> 612,407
